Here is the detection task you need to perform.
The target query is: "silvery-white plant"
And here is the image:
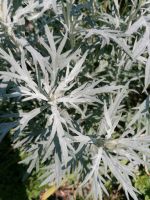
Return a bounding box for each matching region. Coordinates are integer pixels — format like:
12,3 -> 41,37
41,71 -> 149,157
0,0 -> 150,200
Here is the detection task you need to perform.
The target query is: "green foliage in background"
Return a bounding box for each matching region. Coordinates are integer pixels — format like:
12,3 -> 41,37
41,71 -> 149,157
134,173 -> 150,200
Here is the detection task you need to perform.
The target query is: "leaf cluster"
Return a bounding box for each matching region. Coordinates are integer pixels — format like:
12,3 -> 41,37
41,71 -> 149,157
0,0 -> 150,200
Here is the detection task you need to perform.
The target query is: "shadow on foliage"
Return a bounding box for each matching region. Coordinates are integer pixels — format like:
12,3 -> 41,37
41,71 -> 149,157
0,136 -> 28,200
